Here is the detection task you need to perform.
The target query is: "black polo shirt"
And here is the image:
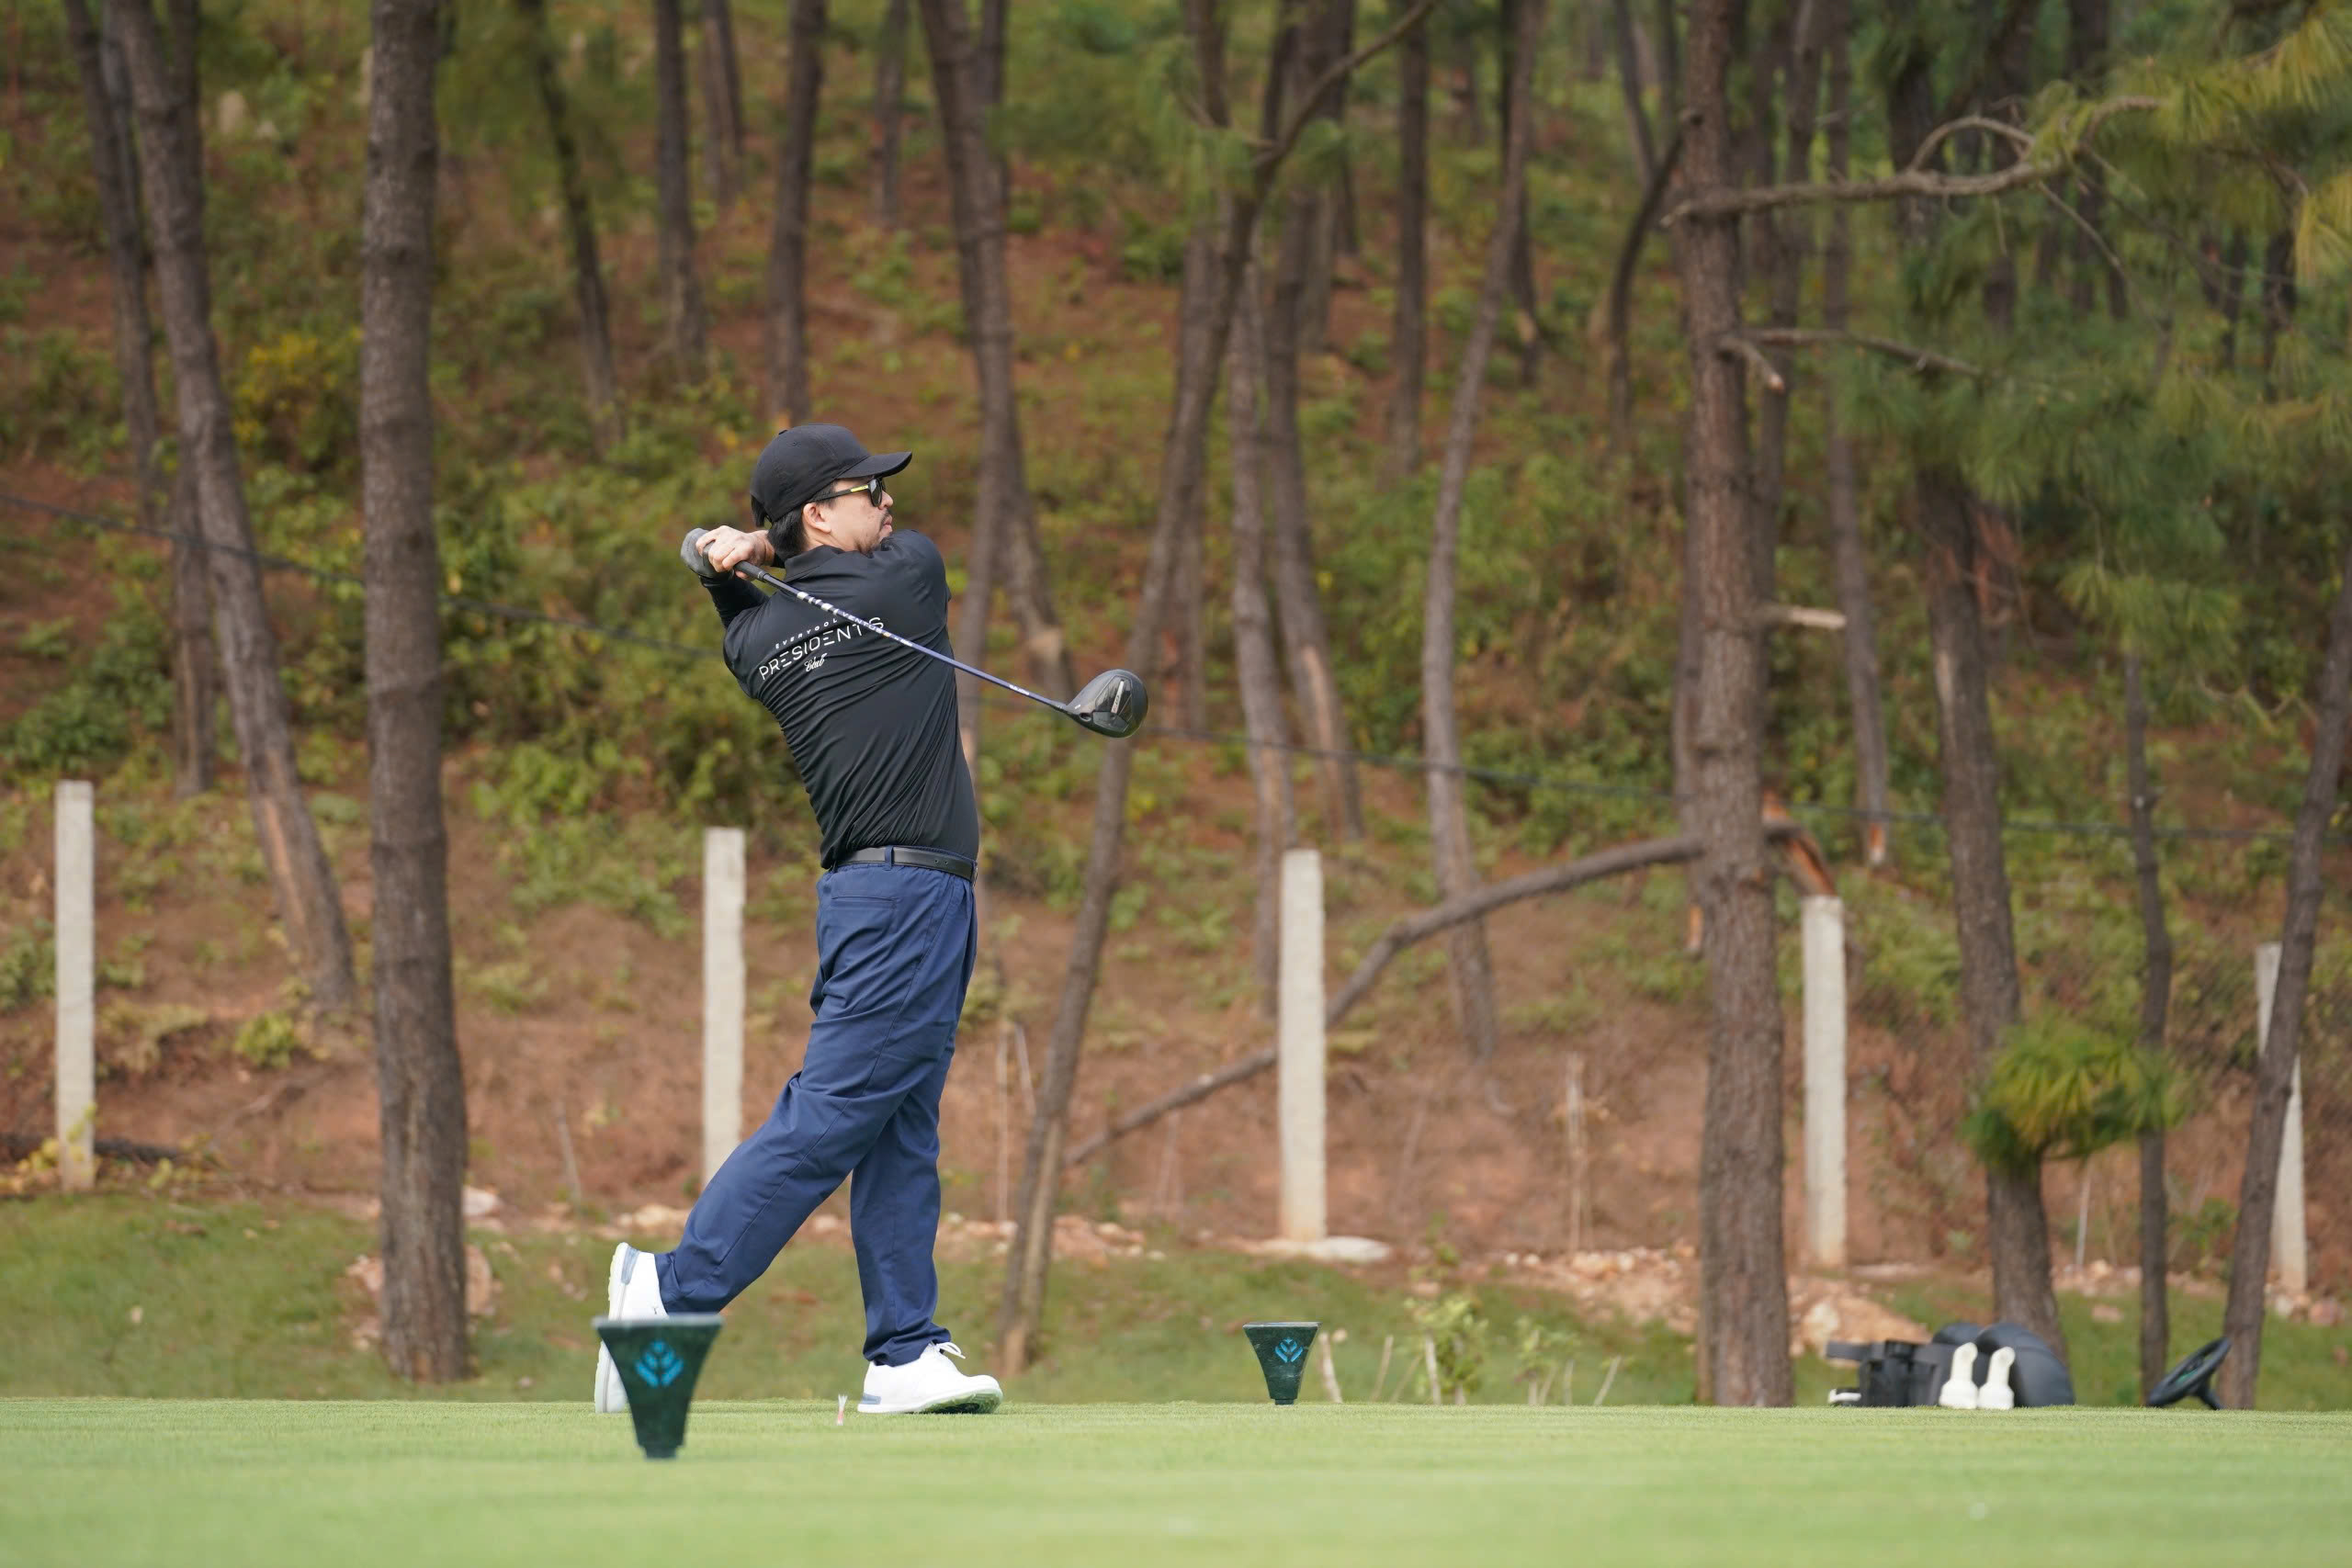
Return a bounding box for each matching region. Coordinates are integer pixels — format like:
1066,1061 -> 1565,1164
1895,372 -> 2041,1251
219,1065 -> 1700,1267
703,530 -> 979,869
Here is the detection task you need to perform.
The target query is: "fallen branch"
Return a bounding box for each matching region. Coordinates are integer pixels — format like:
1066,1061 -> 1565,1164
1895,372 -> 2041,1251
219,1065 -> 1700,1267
1067,825 -> 1810,1167
1,1131 -> 201,1166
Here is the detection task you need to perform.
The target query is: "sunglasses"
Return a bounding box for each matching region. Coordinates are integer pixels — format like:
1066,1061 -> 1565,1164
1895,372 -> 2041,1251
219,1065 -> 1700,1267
813,475 -> 888,506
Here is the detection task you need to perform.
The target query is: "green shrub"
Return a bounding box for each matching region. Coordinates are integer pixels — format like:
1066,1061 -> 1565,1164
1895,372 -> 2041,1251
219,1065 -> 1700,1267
233,328 -> 361,479
1408,1292 -> 1491,1401
0,921 -> 56,1012
1962,1016 -> 2186,1175
228,1010 -> 311,1071
0,327 -> 116,466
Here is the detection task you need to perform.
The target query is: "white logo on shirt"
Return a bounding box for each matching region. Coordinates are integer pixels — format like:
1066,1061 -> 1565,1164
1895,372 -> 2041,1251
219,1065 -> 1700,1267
755,617 -> 880,683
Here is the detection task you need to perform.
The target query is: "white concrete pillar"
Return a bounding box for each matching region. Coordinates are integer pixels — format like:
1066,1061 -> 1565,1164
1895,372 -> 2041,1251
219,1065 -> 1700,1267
1278,848 -> 1325,1244
1802,895 -> 1847,1269
54,780 -> 95,1193
701,828 -> 745,1185
2256,942 -> 2307,1295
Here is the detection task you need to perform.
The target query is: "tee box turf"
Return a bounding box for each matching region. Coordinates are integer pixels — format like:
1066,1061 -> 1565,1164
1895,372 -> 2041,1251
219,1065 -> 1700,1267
1242,1321 -> 1319,1404
594,1314 -> 724,1459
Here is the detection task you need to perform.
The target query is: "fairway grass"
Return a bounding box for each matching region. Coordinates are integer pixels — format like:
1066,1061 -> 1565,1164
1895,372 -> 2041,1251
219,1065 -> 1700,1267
3,1400 -> 2345,1568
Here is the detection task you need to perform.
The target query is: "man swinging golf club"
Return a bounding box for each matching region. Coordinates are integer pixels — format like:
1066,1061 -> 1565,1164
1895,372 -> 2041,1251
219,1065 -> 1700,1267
595,423 -> 1001,1416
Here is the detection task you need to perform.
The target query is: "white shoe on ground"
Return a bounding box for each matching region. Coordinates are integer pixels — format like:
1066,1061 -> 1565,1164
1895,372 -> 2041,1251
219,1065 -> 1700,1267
1937,1342 -> 1981,1410
594,1243 -> 670,1414
858,1342 -> 1003,1415
1978,1346 -> 2017,1410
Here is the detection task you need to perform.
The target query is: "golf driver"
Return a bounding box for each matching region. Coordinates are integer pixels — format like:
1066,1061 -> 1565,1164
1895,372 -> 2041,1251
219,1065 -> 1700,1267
681,527 -> 1148,739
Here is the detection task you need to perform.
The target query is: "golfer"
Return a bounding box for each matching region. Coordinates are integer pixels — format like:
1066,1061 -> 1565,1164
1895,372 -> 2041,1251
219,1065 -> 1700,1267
595,423 -> 1001,1416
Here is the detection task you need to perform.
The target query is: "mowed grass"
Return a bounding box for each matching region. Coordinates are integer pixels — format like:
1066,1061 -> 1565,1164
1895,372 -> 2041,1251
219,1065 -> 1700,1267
3,1399 -> 2346,1568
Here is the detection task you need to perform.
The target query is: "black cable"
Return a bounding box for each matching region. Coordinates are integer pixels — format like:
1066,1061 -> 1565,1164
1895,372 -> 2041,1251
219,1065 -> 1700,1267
6,486 -> 2338,847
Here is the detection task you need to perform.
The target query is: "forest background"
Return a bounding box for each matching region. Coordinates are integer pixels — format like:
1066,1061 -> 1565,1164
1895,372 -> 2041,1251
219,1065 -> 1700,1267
1,0 -> 2348,1406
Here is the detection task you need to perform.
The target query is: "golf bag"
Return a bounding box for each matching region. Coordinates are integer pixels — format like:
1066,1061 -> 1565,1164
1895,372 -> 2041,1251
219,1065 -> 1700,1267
1826,1322 -> 2075,1408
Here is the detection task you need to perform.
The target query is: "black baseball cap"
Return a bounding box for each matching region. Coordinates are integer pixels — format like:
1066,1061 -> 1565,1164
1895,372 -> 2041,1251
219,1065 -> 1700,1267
747,423 -> 913,525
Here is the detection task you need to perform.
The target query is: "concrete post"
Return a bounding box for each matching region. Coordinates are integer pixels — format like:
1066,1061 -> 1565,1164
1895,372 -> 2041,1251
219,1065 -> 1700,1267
1801,895 -> 1847,1269
54,780 -> 95,1192
2256,942 -> 2307,1296
702,828 -> 745,1185
1278,848 -> 1325,1244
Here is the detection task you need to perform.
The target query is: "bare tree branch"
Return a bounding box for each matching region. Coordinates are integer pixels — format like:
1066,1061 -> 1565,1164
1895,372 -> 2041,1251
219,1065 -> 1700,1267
1718,332 -> 1787,392
1739,326 -> 1990,378
1257,0 -> 1442,179
1667,96 -> 2164,224
1908,113 -> 2033,173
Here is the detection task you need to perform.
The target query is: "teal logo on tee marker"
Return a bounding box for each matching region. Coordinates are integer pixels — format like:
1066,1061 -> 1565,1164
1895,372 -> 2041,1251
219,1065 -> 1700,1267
635,1341 -> 685,1388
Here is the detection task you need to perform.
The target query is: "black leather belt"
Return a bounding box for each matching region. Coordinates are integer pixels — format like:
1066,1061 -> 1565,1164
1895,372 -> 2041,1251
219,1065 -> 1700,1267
837,846 -> 975,880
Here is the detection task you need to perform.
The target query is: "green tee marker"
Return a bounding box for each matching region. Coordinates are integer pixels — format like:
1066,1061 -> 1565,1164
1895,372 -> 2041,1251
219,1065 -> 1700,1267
1242,1321 -> 1319,1405
593,1314 -> 725,1459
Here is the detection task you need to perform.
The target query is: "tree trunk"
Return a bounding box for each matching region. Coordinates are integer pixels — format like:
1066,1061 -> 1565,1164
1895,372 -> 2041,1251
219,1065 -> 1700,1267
653,0 -> 709,376
1603,126 -> 1681,451
1266,65 -> 1365,842
1652,0 -> 1679,126
518,0 -> 624,449
705,0 -> 744,158
1674,0 -> 1792,1408
1748,1 -> 1813,604
765,0 -> 826,426
2220,525 -> 2352,1408
868,0 -> 910,227
1229,260 -> 1295,1018
997,0 -> 1440,1366
1295,0 -> 1352,358
67,0 -> 213,798
167,464 -> 216,798
1610,0 -> 1657,183
1496,0 -> 1541,383
1883,0 -> 2061,1358
1330,0 -> 1360,260
2256,229 -> 2296,387
2122,652 -> 2173,1399
1168,219 -> 1222,730
1420,0 -> 1544,1065
1918,470 -> 2065,1359
110,0 -> 356,1013
364,0 -> 469,1384
918,0 -> 1073,702
1820,3 -> 1889,866
1383,2 -> 1429,479
976,0 -> 1012,221
697,0 -> 741,213
2217,231 -> 2249,373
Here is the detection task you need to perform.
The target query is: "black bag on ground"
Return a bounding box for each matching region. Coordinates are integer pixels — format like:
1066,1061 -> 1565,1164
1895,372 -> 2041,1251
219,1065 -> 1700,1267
1825,1337 -> 1956,1406
1826,1321 -> 2074,1407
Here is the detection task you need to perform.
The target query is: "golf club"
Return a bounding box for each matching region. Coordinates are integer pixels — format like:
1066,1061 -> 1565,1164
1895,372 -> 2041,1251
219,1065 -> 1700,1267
680,527 -> 1148,739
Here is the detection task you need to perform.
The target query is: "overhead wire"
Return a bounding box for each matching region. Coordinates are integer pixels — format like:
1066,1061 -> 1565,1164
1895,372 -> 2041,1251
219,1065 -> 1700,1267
4,486 -> 2340,848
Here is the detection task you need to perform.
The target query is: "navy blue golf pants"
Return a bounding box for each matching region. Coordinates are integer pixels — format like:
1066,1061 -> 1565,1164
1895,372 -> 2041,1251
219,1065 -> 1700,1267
656,863 -> 977,1367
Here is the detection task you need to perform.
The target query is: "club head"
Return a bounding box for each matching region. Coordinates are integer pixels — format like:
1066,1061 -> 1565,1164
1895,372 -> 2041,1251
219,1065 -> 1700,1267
1068,668 -> 1148,739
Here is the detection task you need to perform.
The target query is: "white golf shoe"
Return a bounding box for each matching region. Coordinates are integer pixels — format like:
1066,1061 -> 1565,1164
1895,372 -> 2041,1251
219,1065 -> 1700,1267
1937,1342 -> 1981,1410
1978,1346 -> 2018,1410
594,1243 -> 670,1415
858,1342 -> 1003,1415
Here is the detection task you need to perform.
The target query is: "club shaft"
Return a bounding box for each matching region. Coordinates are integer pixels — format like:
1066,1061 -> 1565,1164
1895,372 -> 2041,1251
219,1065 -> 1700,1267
731,559 -> 1070,717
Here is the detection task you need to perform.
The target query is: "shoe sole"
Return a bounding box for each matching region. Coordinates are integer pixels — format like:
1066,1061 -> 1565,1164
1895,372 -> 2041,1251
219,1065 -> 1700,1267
594,1244 -> 630,1415
860,1386 -> 1004,1416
